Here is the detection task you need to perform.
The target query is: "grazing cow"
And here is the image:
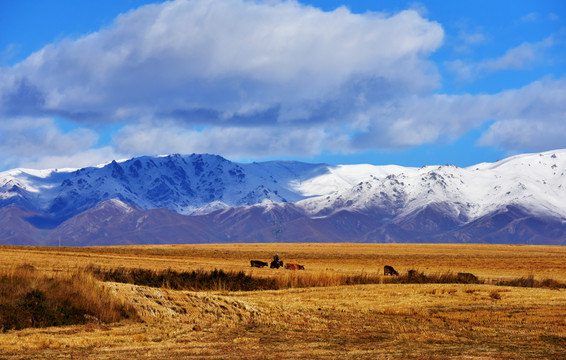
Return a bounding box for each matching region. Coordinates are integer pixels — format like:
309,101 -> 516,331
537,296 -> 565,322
284,263 -> 304,270
250,260 -> 268,268
384,265 -> 399,276
270,260 -> 283,269
457,272 -> 479,283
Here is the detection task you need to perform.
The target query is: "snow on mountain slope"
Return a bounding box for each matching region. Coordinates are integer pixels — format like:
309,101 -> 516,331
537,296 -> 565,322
2,149 -> 566,226
289,164 -> 408,196
467,150 -> 566,218
0,154 -> 334,219
0,168 -> 77,210
297,149 -> 566,221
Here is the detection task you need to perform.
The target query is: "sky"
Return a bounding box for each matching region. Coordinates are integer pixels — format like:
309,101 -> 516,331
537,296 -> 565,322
0,0 -> 565,171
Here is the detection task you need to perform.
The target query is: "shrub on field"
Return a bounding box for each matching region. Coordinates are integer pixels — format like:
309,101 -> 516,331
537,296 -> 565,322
496,275 -> 566,289
85,265 -> 277,291
0,265 -> 135,331
384,271 -> 483,285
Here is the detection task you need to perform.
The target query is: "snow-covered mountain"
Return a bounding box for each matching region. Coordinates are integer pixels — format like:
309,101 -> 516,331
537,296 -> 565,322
2,150 -> 566,246
299,150 -> 566,221
0,154 -> 330,219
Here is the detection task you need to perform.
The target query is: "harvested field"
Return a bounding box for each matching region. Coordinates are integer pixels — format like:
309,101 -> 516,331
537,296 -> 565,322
0,243 -> 565,359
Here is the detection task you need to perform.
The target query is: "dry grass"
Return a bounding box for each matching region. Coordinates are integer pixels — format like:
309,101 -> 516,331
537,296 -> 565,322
0,243 -> 565,359
2,243 -> 565,282
0,265 -> 135,332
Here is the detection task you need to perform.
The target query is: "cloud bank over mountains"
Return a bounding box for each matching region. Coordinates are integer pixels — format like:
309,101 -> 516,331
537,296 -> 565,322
0,0 -> 565,170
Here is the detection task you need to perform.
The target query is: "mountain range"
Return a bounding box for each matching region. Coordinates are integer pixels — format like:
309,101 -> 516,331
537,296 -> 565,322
2,150 -> 566,246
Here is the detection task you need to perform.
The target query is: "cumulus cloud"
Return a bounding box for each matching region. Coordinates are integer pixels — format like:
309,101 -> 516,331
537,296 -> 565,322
110,75 -> 566,156
6,119 -> 97,154
0,117 -> 100,169
349,77 -> 566,150
114,121 -> 349,159
477,77 -> 566,151
0,0 -> 443,126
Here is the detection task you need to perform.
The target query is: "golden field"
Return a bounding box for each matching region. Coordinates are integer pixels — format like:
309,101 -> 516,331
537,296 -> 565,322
0,243 -> 565,359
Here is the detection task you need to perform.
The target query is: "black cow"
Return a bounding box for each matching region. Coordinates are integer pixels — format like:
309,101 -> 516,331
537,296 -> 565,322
384,265 -> 399,276
250,260 -> 268,268
270,260 -> 283,269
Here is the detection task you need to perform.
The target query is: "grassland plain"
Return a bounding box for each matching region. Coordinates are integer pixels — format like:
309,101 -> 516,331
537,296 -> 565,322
0,243 -> 565,359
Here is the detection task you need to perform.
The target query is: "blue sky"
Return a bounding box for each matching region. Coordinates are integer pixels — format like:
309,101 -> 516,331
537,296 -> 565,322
1,0 -> 565,170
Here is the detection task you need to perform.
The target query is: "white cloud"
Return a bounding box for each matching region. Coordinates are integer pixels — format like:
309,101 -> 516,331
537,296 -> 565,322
448,36 -> 554,80
16,147 -> 125,171
519,12 -> 540,23
479,37 -> 553,72
350,77 -> 566,151
0,0 -> 443,126
110,76 -> 566,158
477,77 -> 566,151
478,120 -> 566,152
0,117 -> 98,156
114,121 -> 349,159
453,29 -> 488,53
0,117 -> 100,169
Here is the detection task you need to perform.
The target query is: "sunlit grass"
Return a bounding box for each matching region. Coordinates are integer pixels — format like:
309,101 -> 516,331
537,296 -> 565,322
0,243 -> 565,359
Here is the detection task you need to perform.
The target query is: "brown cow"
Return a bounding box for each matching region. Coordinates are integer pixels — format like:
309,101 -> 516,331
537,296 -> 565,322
250,260 -> 268,268
284,263 -> 304,270
384,265 -> 399,276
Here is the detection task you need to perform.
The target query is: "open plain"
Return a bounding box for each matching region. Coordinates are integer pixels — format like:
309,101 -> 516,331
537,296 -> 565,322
0,243 -> 565,359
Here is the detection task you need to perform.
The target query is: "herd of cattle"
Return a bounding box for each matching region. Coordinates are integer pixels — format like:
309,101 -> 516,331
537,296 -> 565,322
251,261 -> 402,274
250,259 -> 304,270
250,261 -> 479,281
250,261 -> 406,274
